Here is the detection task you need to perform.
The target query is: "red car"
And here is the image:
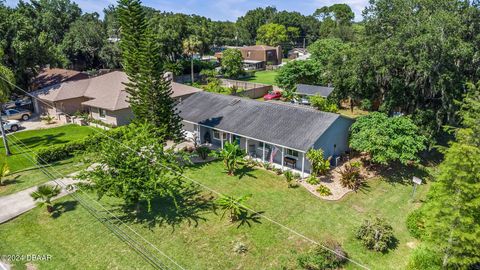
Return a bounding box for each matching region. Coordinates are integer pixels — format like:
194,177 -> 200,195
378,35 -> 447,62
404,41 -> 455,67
263,91 -> 282,101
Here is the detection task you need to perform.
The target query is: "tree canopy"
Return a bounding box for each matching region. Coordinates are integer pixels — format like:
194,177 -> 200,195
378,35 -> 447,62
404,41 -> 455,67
221,48 -> 244,79
349,112 -> 427,165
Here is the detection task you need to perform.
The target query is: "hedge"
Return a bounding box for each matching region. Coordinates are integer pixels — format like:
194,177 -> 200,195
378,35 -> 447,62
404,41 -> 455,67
35,125 -> 135,164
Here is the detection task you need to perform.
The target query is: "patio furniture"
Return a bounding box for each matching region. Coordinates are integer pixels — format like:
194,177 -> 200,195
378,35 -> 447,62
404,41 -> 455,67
284,156 -> 297,169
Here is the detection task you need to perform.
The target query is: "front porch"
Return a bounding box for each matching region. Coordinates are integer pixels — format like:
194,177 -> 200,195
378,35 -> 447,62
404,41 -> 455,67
188,124 -> 311,177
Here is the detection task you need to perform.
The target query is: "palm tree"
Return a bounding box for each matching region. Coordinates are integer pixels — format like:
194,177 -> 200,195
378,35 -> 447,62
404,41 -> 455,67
281,88 -> 297,102
30,184 -> 61,213
182,35 -> 202,83
0,62 -> 15,156
214,141 -> 245,175
216,194 -> 251,222
0,162 -> 9,186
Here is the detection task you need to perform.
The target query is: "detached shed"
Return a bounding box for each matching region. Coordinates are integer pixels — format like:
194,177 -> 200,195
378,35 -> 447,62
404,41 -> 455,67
296,84 -> 334,98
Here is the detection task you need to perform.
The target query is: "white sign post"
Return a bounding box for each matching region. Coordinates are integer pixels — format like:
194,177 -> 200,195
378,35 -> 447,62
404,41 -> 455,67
412,176 -> 422,200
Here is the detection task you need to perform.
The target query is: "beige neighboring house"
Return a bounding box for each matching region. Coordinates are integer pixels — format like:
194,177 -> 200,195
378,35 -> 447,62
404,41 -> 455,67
32,71 -> 202,127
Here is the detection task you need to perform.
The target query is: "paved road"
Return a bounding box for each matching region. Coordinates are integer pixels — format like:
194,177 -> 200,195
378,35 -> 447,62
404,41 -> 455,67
0,178 -> 79,224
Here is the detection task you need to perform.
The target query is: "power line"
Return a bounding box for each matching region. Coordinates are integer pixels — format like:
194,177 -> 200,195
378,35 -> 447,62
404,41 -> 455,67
0,74 -> 371,270
6,134 -> 183,270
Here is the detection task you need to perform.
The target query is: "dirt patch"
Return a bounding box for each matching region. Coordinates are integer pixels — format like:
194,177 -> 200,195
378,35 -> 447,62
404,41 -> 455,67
406,241 -> 418,249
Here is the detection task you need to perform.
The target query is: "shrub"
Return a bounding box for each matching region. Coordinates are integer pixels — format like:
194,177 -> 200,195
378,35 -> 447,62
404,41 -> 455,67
284,170 -> 296,188
36,139 -> 87,164
306,175 -> 320,185
339,163 -> 363,191
309,95 -> 338,113
360,99 -> 372,111
316,185 -> 332,196
196,146 -> 210,160
356,217 -> 396,252
293,172 -> 301,180
273,167 -> 283,175
406,208 -> 425,239
233,241 -> 248,254
263,162 -> 272,170
406,245 -> 442,270
40,114 -> 55,124
306,148 -> 330,176
297,240 -> 348,270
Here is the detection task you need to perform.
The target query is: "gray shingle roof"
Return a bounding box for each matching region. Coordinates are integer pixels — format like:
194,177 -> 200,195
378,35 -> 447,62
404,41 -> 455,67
177,92 -> 343,152
296,84 -> 334,97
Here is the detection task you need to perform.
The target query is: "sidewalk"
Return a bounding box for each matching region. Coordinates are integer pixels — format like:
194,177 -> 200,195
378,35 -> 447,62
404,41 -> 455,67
0,178 -> 79,224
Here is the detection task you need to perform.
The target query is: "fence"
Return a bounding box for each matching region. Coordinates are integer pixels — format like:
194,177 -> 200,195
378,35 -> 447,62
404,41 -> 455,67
219,79 -> 272,99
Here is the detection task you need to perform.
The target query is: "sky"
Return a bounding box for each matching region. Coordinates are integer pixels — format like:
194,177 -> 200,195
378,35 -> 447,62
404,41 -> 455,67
5,0 -> 369,21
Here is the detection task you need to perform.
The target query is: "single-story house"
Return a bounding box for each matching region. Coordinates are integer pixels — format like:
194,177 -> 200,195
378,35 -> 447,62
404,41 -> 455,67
215,45 -> 282,70
32,71 -> 202,126
296,84 -> 335,98
178,91 -> 354,176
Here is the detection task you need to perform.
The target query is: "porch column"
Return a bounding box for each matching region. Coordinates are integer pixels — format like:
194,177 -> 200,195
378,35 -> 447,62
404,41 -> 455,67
197,125 -> 201,144
281,147 -> 284,170
245,138 -> 248,154
301,153 -> 305,178
262,143 -> 266,162
220,132 -> 224,149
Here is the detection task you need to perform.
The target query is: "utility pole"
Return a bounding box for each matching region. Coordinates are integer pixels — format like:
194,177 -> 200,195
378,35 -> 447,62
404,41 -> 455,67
0,103 -> 10,156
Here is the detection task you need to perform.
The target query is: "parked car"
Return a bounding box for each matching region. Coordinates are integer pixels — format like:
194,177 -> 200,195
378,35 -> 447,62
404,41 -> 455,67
293,97 -> 310,105
2,120 -> 21,132
1,109 -> 31,121
263,91 -> 282,101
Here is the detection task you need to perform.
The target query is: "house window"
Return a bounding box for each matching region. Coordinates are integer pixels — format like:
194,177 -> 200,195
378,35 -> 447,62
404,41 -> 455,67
286,149 -> 299,158
99,108 -> 106,118
213,130 -> 227,140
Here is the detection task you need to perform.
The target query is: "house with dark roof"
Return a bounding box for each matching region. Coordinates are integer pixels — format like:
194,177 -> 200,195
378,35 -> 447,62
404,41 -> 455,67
32,71 -> 202,126
296,84 -> 335,98
178,91 -> 354,176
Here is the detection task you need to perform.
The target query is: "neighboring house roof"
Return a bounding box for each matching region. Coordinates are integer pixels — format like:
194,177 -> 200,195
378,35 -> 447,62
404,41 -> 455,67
34,71 -> 202,111
241,45 -> 278,51
33,79 -> 91,102
177,91 -> 347,152
296,84 -> 335,97
31,68 -> 89,90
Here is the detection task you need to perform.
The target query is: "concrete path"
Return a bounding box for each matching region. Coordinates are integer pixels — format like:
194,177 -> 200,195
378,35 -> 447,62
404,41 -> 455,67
0,178 -> 79,224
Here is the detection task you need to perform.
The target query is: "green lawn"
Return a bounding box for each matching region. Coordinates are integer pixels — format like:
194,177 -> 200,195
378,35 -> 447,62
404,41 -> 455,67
240,70 -> 279,85
0,124 -> 97,173
0,161 -> 430,269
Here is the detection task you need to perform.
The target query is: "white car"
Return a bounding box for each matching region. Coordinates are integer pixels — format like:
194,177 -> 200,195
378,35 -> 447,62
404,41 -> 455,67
2,120 -> 21,132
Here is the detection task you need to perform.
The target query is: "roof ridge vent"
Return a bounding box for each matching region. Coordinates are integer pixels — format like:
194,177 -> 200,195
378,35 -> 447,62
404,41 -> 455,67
229,98 -> 241,106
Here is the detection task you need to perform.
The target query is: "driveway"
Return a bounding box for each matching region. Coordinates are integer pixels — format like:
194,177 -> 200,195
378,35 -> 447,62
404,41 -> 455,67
15,115 -> 65,132
0,178 -> 79,224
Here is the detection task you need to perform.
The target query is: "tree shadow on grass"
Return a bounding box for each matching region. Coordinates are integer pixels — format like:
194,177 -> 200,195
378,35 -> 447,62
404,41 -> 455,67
15,132 -> 68,149
51,200 -> 79,218
235,165 -> 257,179
113,186 -> 216,231
234,211 -> 264,228
1,175 -> 21,186
377,162 -> 430,185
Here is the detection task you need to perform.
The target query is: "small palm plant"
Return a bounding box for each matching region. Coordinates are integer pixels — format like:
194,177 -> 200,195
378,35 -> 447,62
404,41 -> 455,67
216,194 -> 251,222
213,141 -> 245,175
30,184 -> 61,213
41,114 -> 55,125
281,88 -> 297,102
0,162 -> 9,186
284,170 -> 296,188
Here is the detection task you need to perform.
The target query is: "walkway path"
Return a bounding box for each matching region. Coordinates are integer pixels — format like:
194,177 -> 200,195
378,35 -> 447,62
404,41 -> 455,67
0,178 -> 79,224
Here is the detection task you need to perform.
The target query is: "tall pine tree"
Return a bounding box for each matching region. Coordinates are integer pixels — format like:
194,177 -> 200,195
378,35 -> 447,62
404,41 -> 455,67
118,0 -> 182,140
424,81 -> 480,268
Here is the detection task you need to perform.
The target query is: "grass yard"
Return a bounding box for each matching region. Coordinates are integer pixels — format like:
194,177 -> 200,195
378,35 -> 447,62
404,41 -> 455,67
0,161 -> 430,270
0,124 -> 96,172
338,107 -> 370,119
240,70 -> 279,85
